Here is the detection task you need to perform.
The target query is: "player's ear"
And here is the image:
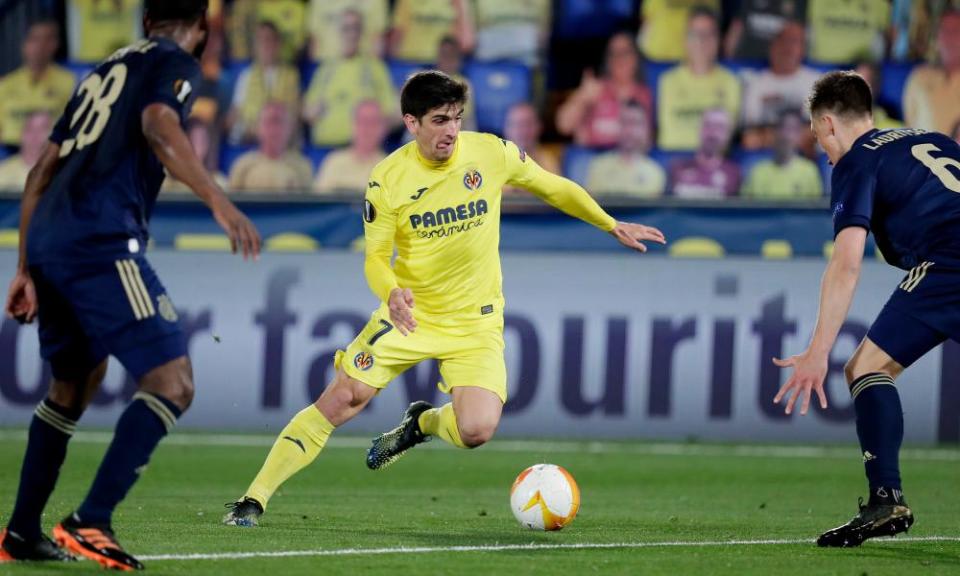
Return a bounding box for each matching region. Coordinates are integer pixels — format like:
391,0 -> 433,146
402,113 -> 419,135
824,114 -> 836,137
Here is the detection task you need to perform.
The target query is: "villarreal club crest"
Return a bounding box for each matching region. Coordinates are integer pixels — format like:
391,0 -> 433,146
463,169 -> 483,192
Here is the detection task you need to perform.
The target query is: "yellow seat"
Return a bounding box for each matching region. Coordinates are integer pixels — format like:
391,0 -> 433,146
174,234 -> 232,252
823,241 -> 834,259
265,233 -> 319,252
761,240 -> 793,259
0,228 -> 18,248
668,237 -> 725,258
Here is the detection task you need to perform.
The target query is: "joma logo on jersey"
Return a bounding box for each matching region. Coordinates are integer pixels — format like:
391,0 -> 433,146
409,200 -> 489,229
463,169 -> 483,191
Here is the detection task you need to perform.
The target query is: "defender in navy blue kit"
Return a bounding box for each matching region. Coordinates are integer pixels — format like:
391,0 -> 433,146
1,1 -> 260,570
832,127 -> 960,367
772,71 -> 960,548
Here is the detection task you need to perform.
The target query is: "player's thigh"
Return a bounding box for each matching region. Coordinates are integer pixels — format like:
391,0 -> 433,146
437,323 -> 507,405
30,264 -> 109,395
859,302 -> 946,382
65,257 -> 188,384
334,308 -> 431,393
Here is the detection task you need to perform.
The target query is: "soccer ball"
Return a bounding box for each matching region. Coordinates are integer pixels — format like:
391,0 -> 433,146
510,464 -> 580,531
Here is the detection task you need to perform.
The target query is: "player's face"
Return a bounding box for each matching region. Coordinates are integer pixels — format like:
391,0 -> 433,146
408,103 -> 463,162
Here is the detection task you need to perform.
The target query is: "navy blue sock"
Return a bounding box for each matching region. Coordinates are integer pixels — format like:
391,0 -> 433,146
850,373 -> 903,496
75,392 -> 181,526
7,399 -> 82,541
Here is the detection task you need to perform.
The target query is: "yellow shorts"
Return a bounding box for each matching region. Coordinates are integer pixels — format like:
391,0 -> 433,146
335,309 -> 507,403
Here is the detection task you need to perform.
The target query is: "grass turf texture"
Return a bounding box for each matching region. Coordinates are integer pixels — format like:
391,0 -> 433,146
0,434 -> 958,575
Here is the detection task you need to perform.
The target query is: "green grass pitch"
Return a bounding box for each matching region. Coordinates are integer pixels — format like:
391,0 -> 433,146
1,432 -> 958,575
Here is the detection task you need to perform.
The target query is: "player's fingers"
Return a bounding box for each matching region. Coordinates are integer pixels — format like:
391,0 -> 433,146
800,387 -> 812,415
391,311 -> 409,335
228,227 -> 238,255
785,387 -> 800,414
772,356 -> 795,368
773,379 -> 793,404
403,288 -> 415,307
642,226 -> 667,244
816,384 -> 828,410
240,223 -> 255,260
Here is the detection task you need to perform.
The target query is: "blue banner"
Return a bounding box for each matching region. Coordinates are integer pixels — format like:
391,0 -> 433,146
0,196 -> 860,257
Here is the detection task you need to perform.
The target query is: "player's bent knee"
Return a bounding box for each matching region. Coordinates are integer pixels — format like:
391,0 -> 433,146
139,356 -> 195,412
456,420 -> 498,448
47,360 -> 108,412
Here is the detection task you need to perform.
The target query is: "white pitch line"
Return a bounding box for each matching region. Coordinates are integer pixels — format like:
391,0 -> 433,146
138,536 -> 960,562
0,430 -> 958,461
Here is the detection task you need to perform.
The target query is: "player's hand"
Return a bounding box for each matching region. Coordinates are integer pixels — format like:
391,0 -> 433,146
212,197 -> 261,260
772,350 -> 829,415
5,270 -> 38,324
609,221 -> 666,253
388,287 -> 417,335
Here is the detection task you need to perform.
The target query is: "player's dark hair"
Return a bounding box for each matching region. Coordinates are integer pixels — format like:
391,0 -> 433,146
400,70 -> 468,120
145,0 -> 208,25
808,71 -> 873,119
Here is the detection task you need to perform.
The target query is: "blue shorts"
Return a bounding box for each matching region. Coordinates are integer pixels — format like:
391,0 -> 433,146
30,257 -> 187,381
867,261 -> 960,368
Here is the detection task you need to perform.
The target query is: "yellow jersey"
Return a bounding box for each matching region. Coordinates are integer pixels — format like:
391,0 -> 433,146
657,64 -> 741,151
807,0 -> 890,63
67,0 -> 142,62
741,157 -> 823,199
0,66 -> 76,146
363,131 -> 615,325
391,0 -> 457,62
304,56 -> 395,146
309,0 -> 388,61
639,0 -> 720,62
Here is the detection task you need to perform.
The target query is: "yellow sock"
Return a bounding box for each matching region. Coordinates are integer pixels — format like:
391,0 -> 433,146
417,403 -> 466,448
244,405 -> 335,509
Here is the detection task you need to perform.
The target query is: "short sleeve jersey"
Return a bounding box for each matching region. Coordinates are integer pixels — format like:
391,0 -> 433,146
831,128 -> 960,270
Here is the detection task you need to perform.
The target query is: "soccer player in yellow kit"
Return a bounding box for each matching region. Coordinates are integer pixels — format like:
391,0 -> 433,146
224,71 -> 665,526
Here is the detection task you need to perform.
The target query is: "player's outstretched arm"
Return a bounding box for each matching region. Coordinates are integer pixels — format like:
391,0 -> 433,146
4,141 -> 61,323
773,226 -> 867,415
142,103 -> 261,260
518,161 -> 666,252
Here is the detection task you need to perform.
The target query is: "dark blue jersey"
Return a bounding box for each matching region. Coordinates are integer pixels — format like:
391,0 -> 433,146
831,128 -> 960,270
27,37 -> 200,264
